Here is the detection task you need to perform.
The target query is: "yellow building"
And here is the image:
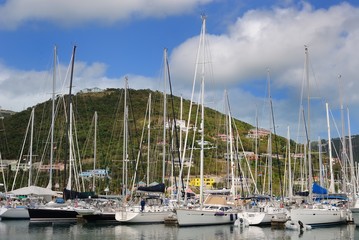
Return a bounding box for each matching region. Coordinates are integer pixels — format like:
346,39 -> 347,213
189,177 -> 215,188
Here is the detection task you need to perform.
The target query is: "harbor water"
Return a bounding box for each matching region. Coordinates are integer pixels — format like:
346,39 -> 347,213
0,220 -> 356,240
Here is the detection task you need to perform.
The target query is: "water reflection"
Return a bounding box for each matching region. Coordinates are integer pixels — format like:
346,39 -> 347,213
0,220 -> 357,240
112,224 -> 178,239
233,226 -> 266,239
0,220 -> 30,239
28,221 -> 53,239
175,225 -> 233,240
233,224 -> 356,240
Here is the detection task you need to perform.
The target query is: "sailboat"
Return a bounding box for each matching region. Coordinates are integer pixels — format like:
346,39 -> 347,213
0,108 -> 36,220
289,46 -> 348,227
175,15 -> 238,227
28,46 -> 92,222
1,48 -> 58,220
114,59 -> 173,224
236,70 -> 288,226
74,111 -> 121,223
0,106 -> 58,220
115,183 -> 171,224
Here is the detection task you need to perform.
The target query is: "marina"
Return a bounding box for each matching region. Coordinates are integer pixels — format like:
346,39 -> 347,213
1,3 -> 359,240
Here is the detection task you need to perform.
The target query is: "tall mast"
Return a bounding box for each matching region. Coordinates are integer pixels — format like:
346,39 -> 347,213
147,94 -> 151,185
122,77 -> 129,198
0,114 -> 6,193
162,49 -> 167,184
338,74 -> 347,193
66,102 -> 73,191
47,45 -> 56,190
267,69 -> 273,197
225,90 -> 230,189
254,107 -> 259,193
268,68 -> 283,200
305,45 -> 313,200
179,95 -> 183,157
64,45 -> 76,190
93,111 -> 97,192
225,90 -> 236,198
28,107 -> 34,187
326,103 -> 335,193
199,14 -> 206,208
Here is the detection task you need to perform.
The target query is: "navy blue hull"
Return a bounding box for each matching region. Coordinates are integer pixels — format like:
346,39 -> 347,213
28,208 -> 78,222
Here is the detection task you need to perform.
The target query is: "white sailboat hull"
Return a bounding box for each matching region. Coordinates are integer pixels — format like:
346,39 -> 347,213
290,208 -> 347,227
176,208 -> 237,227
115,206 -> 170,224
237,211 -> 286,226
0,206 -> 29,219
237,211 -> 265,225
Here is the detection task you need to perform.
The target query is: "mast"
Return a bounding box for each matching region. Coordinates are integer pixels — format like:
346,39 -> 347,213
287,126 -> 293,201
318,136 -> 324,187
47,45 -> 56,190
28,107 -> 34,187
166,49 -> 185,201
326,103 -> 335,193
254,107 -> 259,193
267,68 -> 283,200
338,74 -> 347,193
305,45 -> 313,200
162,49 -> 167,184
66,102 -> 73,191
179,95 -> 183,154
347,107 -> 356,203
197,14 -> 207,208
224,90 -> 230,190
64,45 -> 76,190
122,77 -> 129,198
301,144 -> 307,192
176,15 -> 207,203
0,152 -> 7,193
11,112 -> 33,191
93,111 -> 97,192
0,114 -> 6,193
226,90 -> 236,198
147,94 -> 151,186
267,69 -> 273,197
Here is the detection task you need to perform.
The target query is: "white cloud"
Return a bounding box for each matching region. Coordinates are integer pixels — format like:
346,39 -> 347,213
1,1 -> 359,139
169,2 -> 359,138
0,0 -> 212,29
0,59 -> 161,112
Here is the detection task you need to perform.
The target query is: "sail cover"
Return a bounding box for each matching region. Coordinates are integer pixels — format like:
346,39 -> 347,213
10,186 -> 56,196
312,182 -> 328,194
63,188 -> 97,200
137,183 -> 165,193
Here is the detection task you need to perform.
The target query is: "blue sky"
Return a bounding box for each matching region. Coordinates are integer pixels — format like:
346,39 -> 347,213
0,0 -> 359,141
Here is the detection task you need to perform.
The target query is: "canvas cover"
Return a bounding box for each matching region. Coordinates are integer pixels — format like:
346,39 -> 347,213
10,185 -> 56,196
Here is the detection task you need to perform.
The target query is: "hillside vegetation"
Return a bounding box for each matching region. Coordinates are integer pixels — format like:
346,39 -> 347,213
2,88 -> 352,196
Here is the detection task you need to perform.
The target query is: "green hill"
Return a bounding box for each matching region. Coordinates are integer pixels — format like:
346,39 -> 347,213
0,88 -> 296,196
